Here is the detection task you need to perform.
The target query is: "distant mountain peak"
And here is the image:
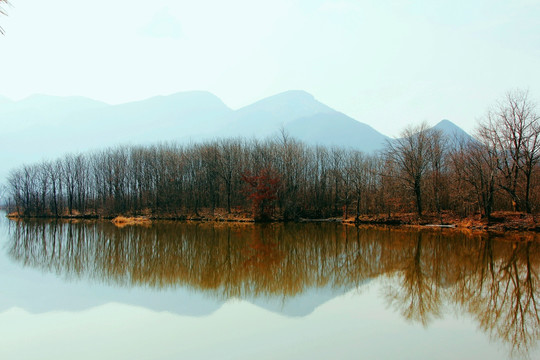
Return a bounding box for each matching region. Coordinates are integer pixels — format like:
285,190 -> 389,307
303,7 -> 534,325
218,90 -> 337,137
247,90 -> 320,107
268,89 -> 315,100
238,90 -> 332,115
433,119 -> 465,132
136,91 -> 231,111
434,119 -> 460,129
164,90 -> 224,100
435,119 -> 453,126
433,119 -> 472,143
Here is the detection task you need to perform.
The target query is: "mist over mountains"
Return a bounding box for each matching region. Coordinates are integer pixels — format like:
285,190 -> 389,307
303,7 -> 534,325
0,90 -> 470,183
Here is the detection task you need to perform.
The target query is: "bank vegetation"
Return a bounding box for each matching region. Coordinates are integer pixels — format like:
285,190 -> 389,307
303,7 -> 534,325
5,90 -> 540,228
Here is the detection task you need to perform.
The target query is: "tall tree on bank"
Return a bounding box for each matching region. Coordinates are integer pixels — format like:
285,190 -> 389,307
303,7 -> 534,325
384,123 -> 438,216
451,135 -> 499,221
427,129 -> 448,222
479,90 -> 540,212
242,168 -> 281,221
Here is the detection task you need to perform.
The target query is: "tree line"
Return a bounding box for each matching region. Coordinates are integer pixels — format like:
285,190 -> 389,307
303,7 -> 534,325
5,89 -> 540,221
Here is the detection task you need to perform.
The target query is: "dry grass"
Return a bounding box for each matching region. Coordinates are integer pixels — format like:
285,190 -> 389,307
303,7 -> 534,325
112,216 -> 152,228
5,207 -> 538,233
184,208 -> 255,222
342,211 -> 539,233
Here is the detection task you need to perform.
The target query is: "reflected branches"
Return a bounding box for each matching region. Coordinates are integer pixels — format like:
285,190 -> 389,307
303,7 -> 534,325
6,220 -> 540,355
467,240 -> 540,357
383,232 -> 442,326
378,229 -> 540,356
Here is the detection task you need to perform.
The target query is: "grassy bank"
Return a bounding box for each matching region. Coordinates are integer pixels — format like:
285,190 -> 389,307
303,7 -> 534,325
6,209 -> 540,232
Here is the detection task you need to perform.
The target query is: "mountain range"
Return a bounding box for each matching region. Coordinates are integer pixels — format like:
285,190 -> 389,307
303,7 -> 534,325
0,90 -> 471,183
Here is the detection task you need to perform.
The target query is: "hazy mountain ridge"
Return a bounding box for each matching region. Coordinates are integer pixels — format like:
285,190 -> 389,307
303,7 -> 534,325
285,111 -> 389,150
0,91 -> 471,183
218,90 -> 334,137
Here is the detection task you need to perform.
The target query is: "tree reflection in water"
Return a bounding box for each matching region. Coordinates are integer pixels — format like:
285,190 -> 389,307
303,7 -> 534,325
383,232 -> 442,326
7,220 -> 540,356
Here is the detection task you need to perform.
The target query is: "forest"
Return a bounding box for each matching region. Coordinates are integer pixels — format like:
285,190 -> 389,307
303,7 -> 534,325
4,90 -> 540,223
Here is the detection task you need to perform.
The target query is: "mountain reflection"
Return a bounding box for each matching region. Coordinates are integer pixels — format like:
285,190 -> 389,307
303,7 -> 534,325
7,220 -> 540,355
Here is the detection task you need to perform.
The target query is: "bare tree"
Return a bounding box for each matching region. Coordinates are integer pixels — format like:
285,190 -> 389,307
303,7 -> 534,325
427,129 -> 448,222
446,119 -> 505,222
346,151 -> 376,220
384,123 -> 434,216
480,90 -> 540,212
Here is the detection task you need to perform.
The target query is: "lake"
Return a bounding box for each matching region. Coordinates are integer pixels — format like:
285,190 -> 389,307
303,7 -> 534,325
0,214 -> 539,359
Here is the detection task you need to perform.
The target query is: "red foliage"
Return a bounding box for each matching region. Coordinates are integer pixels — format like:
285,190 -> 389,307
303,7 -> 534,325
241,168 -> 281,221
242,237 -> 283,270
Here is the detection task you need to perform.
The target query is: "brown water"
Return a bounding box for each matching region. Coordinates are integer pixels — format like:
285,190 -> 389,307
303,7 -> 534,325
1,216 -> 539,359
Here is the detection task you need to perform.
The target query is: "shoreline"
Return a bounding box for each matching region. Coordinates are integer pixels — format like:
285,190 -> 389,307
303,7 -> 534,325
5,211 -> 540,233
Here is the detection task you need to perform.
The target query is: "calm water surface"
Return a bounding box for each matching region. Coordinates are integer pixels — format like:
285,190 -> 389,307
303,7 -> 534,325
0,214 -> 539,360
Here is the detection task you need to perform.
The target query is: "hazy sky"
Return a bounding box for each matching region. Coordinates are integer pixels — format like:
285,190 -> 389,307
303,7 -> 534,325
0,0 -> 539,136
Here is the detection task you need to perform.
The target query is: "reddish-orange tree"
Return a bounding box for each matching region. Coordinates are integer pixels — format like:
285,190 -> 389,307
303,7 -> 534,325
242,168 -> 281,221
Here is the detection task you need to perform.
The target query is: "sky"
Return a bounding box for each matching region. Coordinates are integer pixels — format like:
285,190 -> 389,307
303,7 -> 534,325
0,0 -> 539,136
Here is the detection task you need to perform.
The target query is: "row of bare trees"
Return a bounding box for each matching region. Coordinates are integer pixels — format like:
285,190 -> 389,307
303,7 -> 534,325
6,138 -> 382,219
5,90 -> 539,220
